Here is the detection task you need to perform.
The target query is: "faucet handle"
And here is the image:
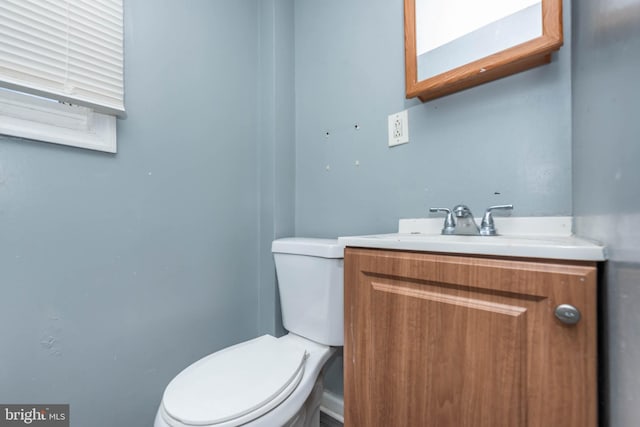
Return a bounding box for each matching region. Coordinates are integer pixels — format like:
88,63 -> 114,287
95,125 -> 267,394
429,207 -> 456,235
480,204 -> 514,236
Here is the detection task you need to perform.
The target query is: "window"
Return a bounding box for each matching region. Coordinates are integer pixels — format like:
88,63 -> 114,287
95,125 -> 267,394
0,0 -> 124,153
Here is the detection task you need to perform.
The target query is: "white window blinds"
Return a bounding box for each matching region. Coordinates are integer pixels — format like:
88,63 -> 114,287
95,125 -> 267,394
0,0 -> 124,116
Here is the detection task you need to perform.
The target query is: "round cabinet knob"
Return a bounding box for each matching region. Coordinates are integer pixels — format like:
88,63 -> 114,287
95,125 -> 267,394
554,304 -> 581,325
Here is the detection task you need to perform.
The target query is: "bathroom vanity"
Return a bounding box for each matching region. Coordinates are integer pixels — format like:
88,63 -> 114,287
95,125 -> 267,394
339,217 -> 605,427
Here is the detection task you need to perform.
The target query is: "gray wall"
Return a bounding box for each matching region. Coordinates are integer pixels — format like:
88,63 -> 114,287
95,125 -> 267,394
258,0 -> 295,337
294,0 -> 573,240
294,0 -> 573,395
571,0 -> 640,425
0,0 -> 275,425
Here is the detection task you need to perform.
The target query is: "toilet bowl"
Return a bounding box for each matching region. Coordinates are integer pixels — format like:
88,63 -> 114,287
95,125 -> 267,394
154,238 -> 344,427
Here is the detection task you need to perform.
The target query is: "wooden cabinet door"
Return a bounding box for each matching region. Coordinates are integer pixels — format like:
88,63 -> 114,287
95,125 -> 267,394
344,248 -> 597,427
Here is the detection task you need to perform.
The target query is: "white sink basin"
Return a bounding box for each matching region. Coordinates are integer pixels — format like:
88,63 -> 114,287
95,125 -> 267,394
338,217 -> 606,261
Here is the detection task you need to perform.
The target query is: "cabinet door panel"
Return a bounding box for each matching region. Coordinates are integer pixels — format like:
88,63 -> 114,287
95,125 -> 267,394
370,281 -> 527,426
344,248 -> 597,427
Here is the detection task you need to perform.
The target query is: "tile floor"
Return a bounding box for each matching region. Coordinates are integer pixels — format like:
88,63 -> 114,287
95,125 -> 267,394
319,412 -> 343,427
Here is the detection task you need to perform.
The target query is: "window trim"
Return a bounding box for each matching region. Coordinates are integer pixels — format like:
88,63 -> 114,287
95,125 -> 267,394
0,90 -> 117,153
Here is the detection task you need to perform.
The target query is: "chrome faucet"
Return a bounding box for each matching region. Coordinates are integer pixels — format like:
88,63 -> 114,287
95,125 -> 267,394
430,204 -> 513,236
428,207 -> 456,235
479,204 -> 514,235
452,204 -> 481,235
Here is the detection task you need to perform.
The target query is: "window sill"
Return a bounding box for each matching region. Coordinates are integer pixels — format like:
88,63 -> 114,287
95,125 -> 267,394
0,90 -> 117,153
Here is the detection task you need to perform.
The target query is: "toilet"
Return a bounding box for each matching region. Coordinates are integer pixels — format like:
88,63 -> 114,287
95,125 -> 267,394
154,238 -> 344,427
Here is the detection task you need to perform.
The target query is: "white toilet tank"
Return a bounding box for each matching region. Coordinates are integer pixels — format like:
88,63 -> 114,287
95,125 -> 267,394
272,238 -> 344,347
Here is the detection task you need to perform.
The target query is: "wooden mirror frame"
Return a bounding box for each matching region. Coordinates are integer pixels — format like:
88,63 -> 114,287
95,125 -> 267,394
404,0 -> 563,102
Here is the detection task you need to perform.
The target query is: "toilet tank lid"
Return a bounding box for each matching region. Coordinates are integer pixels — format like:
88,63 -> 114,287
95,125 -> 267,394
272,238 -> 344,258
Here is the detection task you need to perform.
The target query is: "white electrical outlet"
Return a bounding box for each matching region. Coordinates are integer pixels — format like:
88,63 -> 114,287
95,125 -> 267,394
388,110 -> 409,147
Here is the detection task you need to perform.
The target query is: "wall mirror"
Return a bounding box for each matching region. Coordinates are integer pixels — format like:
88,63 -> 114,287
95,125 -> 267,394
404,0 -> 563,101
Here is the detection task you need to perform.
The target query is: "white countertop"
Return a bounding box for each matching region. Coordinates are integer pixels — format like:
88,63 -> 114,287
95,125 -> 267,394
338,217 -> 607,261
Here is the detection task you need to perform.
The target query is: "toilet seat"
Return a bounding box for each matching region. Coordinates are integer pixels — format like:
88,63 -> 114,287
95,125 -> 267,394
161,335 -> 308,427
